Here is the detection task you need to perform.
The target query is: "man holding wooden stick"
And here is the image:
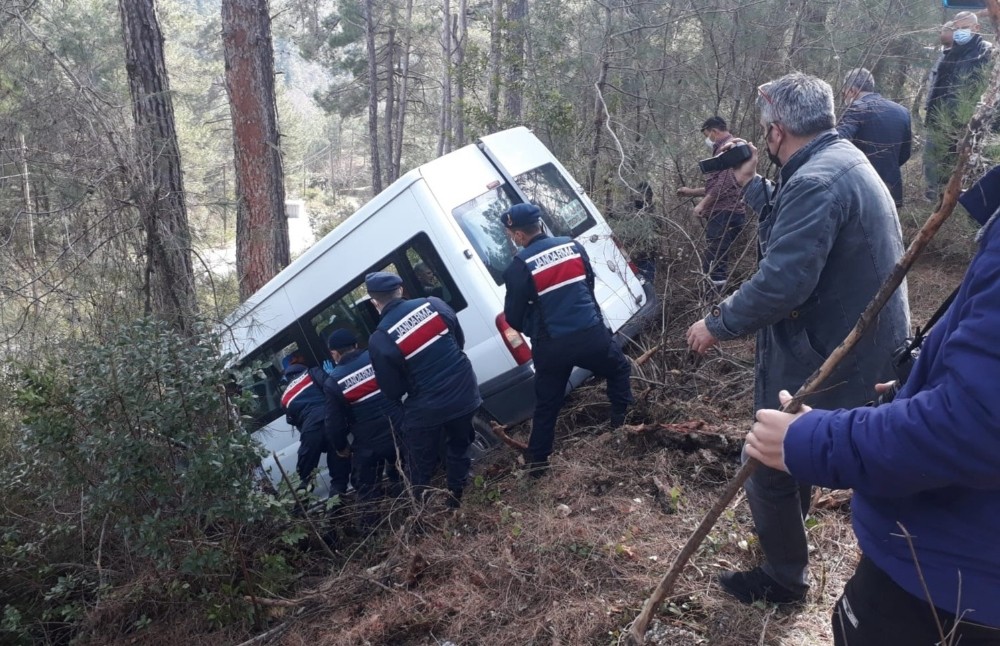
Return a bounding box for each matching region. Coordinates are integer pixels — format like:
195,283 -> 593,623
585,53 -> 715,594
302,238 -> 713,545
747,167 -> 1000,644
686,73 -> 910,604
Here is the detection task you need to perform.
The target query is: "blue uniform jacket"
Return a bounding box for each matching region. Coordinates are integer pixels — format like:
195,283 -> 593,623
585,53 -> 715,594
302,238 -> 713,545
502,234 -> 602,341
368,296 -> 481,427
280,365 -> 327,435
322,348 -> 402,452
784,206 -> 1000,628
837,93 -> 911,206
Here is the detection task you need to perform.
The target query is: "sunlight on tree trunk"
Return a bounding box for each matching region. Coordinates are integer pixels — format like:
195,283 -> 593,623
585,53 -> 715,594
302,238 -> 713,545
117,0 -> 198,333
222,0 -> 290,302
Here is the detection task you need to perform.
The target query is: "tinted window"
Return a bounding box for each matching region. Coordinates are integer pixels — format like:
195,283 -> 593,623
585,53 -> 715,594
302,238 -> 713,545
451,186 -> 517,285
516,163 -> 596,237
236,233 -> 466,429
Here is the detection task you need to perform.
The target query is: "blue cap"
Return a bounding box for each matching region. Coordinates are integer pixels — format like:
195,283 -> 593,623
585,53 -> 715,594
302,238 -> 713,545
327,328 -> 358,349
502,203 -> 541,228
282,354 -> 307,376
959,165 -> 1000,226
365,271 -> 403,293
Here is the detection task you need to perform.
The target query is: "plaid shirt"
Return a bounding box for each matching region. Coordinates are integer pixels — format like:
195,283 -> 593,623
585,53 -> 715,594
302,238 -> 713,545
705,135 -> 746,215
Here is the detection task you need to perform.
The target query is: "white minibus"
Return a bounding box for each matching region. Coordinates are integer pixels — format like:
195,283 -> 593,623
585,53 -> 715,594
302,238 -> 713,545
222,127 -> 658,496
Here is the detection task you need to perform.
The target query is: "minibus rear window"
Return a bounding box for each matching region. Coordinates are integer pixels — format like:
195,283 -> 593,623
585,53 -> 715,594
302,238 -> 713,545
451,186 -> 517,285
515,163 -> 596,238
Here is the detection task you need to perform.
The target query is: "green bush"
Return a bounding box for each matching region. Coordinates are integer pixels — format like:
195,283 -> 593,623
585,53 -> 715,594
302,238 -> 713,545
0,319 -> 295,644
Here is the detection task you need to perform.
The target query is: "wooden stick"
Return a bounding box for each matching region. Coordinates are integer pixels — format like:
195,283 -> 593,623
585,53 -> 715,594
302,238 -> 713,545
490,421 -> 529,452
626,37 -> 1000,644
635,344 -> 662,367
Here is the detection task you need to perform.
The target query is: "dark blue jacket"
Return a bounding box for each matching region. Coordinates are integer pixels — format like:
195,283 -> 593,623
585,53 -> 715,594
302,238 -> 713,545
280,365 -> 327,435
707,131 -> 909,412
926,34 -> 993,126
368,296 -> 481,427
784,204 -> 1000,628
502,234 -> 602,341
322,348 -> 402,452
837,93 -> 911,206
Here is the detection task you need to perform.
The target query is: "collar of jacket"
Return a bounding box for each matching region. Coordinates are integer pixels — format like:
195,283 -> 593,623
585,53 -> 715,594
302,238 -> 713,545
525,232 -> 549,247
779,129 -> 840,186
379,298 -> 406,319
945,33 -> 985,59
338,348 -> 364,364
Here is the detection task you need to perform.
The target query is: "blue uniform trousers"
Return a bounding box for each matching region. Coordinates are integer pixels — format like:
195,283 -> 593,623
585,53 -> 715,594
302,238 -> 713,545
351,440 -> 400,527
297,430 -> 351,494
527,324 -> 633,463
401,411 -> 475,499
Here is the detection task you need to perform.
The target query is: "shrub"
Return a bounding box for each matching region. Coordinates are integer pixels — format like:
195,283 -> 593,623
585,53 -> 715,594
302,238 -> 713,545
0,319 -> 294,644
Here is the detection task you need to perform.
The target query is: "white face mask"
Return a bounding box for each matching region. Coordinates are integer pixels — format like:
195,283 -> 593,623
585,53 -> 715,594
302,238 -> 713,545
953,28 -> 973,45
705,136 -> 714,149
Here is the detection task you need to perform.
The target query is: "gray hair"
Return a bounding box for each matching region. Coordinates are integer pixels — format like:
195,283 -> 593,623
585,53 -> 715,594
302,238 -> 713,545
757,72 -> 836,137
368,287 -> 402,307
843,68 -> 875,93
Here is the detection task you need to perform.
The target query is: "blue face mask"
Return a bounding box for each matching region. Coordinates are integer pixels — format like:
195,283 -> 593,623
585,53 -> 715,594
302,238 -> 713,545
953,28 -> 973,45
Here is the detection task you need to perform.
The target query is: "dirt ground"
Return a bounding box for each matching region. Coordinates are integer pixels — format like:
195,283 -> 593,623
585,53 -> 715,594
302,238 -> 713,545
220,232 -> 969,646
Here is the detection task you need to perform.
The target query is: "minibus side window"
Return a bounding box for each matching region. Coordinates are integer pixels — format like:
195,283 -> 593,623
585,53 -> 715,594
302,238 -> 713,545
239,337 -> 308,430
402,238 -> 467,311
515,163 -> 596,237
451,187 -> 516,285
311,265 -> 397,350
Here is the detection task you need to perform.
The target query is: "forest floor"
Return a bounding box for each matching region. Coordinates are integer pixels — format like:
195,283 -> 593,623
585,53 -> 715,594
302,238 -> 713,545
126,203 -> 974,646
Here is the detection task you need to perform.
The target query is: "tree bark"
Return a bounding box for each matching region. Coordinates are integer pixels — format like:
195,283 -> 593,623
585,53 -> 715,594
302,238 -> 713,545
454,0 -> 467,146
394,0 -> 413,177
503,0 -> 526,123
486,0 -> 502,125
363,0 -> 383,193
384,26 -> 396,183
222,0 -> 290,302
117,0 -> 198,333
437,0 -> 453,156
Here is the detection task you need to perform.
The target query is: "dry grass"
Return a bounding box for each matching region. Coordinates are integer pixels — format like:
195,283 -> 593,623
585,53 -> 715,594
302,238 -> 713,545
91,201 -> 972,645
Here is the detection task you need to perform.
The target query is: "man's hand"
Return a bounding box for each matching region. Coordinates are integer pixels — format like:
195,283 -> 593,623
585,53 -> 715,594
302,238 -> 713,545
336,448 -> 351,459
718,138 -> 759,188
874,381 -> 896,394
686,318 -> 718,355
677,186 -> 699,197
693,201 -> 705,217
746,390 -> 812,472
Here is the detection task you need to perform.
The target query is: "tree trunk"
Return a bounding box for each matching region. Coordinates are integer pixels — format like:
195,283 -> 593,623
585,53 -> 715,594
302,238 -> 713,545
586,5 -> 612,195
394,0 -> 413,176
487,0 -> 502,125
222,0 -> 290,302
503,0 -> 526,123
385,27 -> 396,183
454,0 -> 467,146
438,0 -> 453,156
363,0 -> 383,194
117,0 -> 198,333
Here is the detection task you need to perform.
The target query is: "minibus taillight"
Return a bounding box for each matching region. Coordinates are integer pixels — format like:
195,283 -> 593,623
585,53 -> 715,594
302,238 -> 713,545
495,313 -> 532,365
611,236 -> 641,277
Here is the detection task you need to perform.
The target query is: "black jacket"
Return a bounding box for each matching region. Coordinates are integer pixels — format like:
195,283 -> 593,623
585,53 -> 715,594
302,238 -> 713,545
926,34 -> 993,125
837,93 -> 912,206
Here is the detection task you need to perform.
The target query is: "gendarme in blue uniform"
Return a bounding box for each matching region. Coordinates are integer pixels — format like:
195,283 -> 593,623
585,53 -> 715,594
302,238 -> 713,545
366,273 -> 481,504
323,346 -> 402,516
501,203 -> 633,469
280,363 -> 350,492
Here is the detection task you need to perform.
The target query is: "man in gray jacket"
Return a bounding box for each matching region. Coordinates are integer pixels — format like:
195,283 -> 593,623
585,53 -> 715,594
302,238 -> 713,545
686,73 -> 910,605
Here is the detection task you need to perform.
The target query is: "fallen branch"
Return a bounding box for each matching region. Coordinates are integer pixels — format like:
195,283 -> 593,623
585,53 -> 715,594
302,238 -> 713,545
490,421 -> 528,452
234,621 -> 290,646
651,476 -> 678,515
635,344 -> 662,367
626,21 -> 1000,643
812,488 -> 853,511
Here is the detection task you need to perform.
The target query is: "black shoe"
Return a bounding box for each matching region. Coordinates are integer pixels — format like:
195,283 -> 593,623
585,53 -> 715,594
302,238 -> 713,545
717,567 -> 806,605
610,409 -> 627,429
445,490 -> 462,510
524,459 -> 550,479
